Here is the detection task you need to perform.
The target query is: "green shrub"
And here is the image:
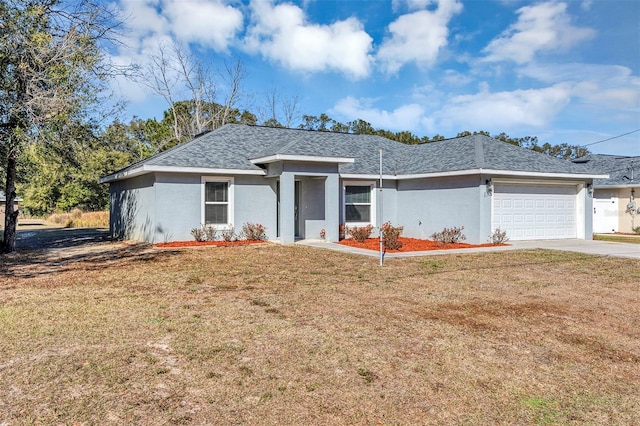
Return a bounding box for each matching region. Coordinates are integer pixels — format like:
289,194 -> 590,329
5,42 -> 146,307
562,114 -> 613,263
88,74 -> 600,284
347,224 -> 374,243
633,226 -> 640,235
382,221 -> 403,250
431,226 -> 466,245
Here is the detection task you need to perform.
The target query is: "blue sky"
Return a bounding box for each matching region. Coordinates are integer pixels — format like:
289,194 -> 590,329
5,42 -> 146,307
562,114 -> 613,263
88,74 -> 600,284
108,0 -> 640,155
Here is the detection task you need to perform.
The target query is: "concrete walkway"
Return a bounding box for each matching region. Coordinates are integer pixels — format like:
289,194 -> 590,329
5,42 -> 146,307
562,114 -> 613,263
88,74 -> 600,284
296,238 -> 640,260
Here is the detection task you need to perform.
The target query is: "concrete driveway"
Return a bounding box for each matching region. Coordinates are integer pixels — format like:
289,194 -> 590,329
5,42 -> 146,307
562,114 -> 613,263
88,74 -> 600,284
297,238 -> 640,259
507,239 -> 640,259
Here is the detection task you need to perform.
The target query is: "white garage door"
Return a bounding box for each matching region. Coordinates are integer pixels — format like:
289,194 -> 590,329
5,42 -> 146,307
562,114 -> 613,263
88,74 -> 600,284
493,184 -> 577,240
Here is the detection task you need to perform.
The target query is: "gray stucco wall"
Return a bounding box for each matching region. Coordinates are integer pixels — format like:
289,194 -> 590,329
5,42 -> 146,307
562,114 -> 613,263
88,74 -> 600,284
396,175 -> 485,243
110,170 -> 593,245
110,173 -> 277,243
153,173 -> 200,243
233,175 -> 278,240
153,173 -> 277,244
109,173 -> 156,241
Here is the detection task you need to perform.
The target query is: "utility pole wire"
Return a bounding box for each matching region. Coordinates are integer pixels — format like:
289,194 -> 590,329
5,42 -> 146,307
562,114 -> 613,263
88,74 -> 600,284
583,129 -> 640,147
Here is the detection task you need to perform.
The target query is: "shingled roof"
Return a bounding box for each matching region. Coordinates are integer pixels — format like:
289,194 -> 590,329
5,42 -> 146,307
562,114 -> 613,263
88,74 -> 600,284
573,154 -> 640,187
101,124 -> 603,183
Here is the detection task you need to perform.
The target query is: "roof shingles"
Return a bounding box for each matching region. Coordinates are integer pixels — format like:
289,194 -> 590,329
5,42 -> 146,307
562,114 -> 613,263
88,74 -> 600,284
573,154 -> 640,186
103,124 -> 600,180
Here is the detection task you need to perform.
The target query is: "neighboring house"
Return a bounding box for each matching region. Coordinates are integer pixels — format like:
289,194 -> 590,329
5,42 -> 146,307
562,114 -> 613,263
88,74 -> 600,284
573,154 -> 640,233
0,192 -> 22,229
100,124 -> 606,244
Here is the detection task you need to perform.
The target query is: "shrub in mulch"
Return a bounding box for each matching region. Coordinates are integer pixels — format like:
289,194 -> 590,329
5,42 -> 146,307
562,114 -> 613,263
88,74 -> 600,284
346,224 -> 374,243
381,221 -> 403,250
339,237 -> 503,253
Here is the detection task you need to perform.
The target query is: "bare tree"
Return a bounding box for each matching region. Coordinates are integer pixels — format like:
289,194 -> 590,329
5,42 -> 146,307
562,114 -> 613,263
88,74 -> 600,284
139,42 -> 246,151
259,87 -> 300,128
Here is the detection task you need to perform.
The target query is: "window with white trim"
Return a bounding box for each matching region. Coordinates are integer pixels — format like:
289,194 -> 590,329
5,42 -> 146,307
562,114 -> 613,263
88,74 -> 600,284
202,177 -> 233,227
345,185 -> 372,223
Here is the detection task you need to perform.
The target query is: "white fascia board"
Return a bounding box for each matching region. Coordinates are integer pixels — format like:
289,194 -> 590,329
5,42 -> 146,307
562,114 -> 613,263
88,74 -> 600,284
250,154 -> 355,164
593,183 -> 640,189
394,169 -> 609,180
99,164 -> 265,183
341,169 -> 609,181
340,173 -> 398,180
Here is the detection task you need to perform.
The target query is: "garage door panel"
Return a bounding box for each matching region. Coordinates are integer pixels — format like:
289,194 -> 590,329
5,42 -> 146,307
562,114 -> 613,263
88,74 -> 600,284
493,184 -> 577,241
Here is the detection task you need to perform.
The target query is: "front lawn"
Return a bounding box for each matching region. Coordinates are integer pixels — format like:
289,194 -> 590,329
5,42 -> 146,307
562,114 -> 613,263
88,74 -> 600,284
0,245 -> 638,424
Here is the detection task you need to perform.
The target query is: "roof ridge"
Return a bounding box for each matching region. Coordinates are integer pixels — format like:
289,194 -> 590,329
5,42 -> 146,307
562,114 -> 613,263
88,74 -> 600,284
474,135 -> 485,168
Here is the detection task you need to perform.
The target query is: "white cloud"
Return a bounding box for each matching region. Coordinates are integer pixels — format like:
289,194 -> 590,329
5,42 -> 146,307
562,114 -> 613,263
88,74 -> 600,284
244,0 -> 373,79
331,83 -> 574,136
377,0 -> 463,74
520,63 -> 640,109
483,2 -> 595,64
330,97 -> 425,131
440,69 -> 474,87
117,0 -> 242,51
434,83 -> 573,131
118,0 -> 168,38
164,0 -> 243,50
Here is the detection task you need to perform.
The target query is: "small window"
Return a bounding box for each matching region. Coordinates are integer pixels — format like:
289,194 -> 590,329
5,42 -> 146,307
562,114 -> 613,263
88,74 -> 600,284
203,179 -> 232,225
345,185 -> 371,223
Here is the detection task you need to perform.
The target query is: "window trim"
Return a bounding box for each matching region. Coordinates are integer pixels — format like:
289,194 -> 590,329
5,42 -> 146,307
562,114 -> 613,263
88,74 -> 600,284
343,180 -> 376,226
201,176 -> 234,229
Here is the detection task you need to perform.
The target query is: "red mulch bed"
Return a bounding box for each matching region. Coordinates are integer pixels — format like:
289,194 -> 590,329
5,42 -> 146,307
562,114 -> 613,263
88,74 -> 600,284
156,240 -> 267,248
339,237 -> 503,252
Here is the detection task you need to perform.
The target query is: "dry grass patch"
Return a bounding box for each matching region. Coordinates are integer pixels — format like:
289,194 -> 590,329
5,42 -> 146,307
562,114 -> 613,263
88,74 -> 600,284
45,209 -> 109,228
0,244 -> 639,425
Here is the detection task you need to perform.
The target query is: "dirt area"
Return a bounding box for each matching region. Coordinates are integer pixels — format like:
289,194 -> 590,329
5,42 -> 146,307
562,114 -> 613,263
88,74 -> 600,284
0,221 -> 154,275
